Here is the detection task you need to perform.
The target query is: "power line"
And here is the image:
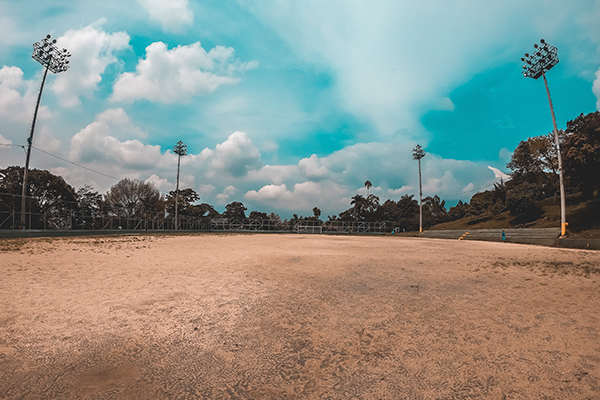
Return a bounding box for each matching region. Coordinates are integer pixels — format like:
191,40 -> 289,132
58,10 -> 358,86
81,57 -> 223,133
31,146 -> 120,181
0,142 -> 24,148
439,182 -> 499,198
2,142 -> 119,181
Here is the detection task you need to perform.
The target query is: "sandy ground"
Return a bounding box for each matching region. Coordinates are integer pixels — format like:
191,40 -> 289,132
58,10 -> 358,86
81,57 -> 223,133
1,233 -> 600,399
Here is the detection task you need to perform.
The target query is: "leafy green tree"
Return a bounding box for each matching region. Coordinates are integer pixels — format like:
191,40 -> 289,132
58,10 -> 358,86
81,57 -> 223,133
75,185 -> 103,229
364,180 -> 373,196
563,111 -> 600,197
0,166 -> 78,229
268,212 -> 281,223
165,188 -> 199,216
312,207 -> 321,219
223,201 -> 247,220
422,195 -> 447,227
466,191 -> 495,217
505,182 -> 544,217
507,133 -> 561,182
192,203 -> 221,219
378,195 -> 419,231
104,178 -> 163,218
447,200 -> 469,221
249,211 -> 269,220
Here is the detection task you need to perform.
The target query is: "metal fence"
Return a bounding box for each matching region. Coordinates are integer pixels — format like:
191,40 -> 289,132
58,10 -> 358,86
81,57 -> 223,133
0,192 -> 391,234
0,210 -> 389,234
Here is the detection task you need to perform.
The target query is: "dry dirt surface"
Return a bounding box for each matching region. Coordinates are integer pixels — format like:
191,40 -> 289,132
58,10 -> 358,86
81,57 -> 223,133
1,234 -> 600,399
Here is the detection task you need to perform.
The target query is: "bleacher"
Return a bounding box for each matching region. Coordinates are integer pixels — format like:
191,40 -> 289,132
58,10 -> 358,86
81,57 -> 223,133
421,228 -> 561,246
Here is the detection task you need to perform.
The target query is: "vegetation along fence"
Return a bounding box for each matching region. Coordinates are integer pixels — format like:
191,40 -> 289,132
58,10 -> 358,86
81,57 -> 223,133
0,193 -> 389,234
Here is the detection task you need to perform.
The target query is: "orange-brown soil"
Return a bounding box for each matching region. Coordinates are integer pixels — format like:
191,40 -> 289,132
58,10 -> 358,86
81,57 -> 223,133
1,234 -> 599,399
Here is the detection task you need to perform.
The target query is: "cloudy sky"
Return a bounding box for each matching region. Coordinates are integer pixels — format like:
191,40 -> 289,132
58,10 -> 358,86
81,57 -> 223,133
1,0 -> 599,218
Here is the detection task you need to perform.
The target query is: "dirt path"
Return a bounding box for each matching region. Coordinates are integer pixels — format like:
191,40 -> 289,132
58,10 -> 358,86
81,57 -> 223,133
1,234 -> 599,399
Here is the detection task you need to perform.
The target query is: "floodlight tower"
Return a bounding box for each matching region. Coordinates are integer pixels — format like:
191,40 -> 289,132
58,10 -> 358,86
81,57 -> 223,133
173,141 -> 188,230
412,144 -> 426,233
21,34 -> 71,229
521,39 -> 566,236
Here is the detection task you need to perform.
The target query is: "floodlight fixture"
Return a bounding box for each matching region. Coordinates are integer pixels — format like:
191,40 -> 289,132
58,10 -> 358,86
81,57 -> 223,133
173,141 -> 188,230
520,39 -> 566,236
412,144 -> 426,233
21,34 -> 71,228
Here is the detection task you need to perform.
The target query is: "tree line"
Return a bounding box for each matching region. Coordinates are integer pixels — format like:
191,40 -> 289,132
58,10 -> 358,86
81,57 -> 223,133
1,111 -> 598,230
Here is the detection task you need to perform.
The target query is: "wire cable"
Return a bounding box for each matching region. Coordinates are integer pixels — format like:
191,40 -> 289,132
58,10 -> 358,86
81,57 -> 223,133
31,146 -> 119,181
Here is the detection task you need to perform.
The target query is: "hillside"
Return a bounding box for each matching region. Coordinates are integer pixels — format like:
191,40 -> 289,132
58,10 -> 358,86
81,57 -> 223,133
429,192 -> 600,239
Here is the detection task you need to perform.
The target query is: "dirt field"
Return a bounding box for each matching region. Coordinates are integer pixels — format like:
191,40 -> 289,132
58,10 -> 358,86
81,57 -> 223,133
1,234 -> 599,399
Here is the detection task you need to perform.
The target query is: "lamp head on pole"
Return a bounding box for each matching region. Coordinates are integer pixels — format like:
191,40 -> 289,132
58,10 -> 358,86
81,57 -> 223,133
520,39 -> 558,80
412,144 -> 426,160
31,34 -> 71,74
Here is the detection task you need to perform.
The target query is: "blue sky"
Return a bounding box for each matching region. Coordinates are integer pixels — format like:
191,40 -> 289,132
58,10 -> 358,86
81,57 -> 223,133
1,0 -> 599,218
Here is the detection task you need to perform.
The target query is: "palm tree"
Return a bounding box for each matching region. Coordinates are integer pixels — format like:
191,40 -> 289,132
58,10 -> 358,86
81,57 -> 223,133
364,180 -> 372,196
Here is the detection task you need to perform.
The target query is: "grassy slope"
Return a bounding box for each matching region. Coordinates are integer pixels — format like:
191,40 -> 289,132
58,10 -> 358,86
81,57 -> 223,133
429,193 -> 600,239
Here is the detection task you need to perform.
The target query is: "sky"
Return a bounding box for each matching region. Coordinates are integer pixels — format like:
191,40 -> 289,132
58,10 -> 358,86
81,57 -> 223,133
1,0 -> 599,218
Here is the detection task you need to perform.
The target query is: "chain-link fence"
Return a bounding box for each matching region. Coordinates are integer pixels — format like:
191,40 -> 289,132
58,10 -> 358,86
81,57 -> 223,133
0,193 -> 391,234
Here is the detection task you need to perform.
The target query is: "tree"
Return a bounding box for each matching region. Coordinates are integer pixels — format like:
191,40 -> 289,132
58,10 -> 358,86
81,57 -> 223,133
507,133 -> 563,191
165,188 -> 199,216
268,212 -> 281,223
249,211 -> 269,220
378,195 -> 419,231
447,200 -> 469,221
104,178 -> 163,218
76,185 -> 103,229
0,166 -> 78,229
422,195 -> 447,227
192,203 -> 220,219
505,182 -> 544,218
312,207 -> 321,219
223,201 -> 247,220
364,180 -> 372,196
563,111 -> 600,197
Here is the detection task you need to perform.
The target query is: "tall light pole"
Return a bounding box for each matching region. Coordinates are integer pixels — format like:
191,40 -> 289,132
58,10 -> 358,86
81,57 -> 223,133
521,39 -> 567,236
173,141 -> 187,230
21,34 -> 71,229
412,144 -> 426,233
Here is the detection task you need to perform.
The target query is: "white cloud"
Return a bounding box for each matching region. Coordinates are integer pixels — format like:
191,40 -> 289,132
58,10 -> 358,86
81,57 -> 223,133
247,164 -> 297,185
386,185 -> 413,198
145,174 -> 172,191
0,134 -> 12,145
0,66 -> 51,122
298,154 -> 330,180
96,108 -> 147,138
243,1 -> 600,136
422,171 -> 460,195
36,126 -> 61,153
487,166 -> 510,181
138,0 -> 194,32
69,109 -> 160,170
462,183 -> 475,193
245,181 -> 348,212
210,131 -> 261,176
52,24 -> 130,107
198,184 -> 216,196
111,41 -> 257,103
594,67 -> 600,111
216,185 -> 238,204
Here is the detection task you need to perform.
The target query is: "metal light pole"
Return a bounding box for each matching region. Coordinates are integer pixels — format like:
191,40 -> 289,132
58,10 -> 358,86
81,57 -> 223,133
521,39 -> 567,236
21,34 -> 71,229
412,144 -> 426,233
173,141 -> 187,230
